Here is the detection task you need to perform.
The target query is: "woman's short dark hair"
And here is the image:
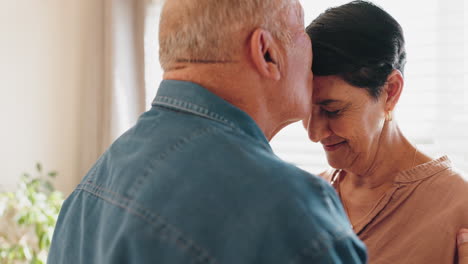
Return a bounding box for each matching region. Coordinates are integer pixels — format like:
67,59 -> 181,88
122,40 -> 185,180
306,0 -> 406,99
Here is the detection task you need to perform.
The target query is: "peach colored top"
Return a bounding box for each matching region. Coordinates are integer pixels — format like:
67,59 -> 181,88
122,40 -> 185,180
324,156 -> 468,264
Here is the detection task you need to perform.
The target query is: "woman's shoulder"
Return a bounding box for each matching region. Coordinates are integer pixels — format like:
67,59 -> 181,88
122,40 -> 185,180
418,158 -> 468,209
399,157 -> 468,226
430,166 -> 468,223
439,166 -> 468,198
398,156 -> 466,185
425,157 -> 468,190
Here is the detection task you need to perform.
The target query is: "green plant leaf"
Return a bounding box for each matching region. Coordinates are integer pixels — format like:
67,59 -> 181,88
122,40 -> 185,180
31,255 -> 44,264
39,232 -> 49,250
1,163 -> 64,263
43,181 -> 54,193
48,171 -> 57,178
36,163 -> 42,173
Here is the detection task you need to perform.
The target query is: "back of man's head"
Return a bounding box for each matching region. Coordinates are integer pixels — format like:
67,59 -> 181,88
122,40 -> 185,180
159,0 -> 297,71
158,0 -> 313,141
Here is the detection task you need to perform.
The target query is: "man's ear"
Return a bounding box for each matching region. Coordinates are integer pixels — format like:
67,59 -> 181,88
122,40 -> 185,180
249,28 -> 281,81
384,70 -> 404,111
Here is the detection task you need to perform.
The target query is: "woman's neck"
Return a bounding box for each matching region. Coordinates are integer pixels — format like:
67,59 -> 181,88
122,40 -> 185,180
343,123 -> 417,190
337,122 -> 434,225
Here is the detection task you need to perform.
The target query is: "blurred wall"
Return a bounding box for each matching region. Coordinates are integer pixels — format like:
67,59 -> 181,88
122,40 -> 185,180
0,0 -> 104,195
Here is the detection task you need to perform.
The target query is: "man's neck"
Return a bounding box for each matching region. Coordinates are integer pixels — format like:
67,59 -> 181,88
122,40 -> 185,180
163,64 -> 283,141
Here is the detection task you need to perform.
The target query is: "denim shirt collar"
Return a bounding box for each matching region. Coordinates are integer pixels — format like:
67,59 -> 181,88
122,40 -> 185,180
152,80 -> 271,150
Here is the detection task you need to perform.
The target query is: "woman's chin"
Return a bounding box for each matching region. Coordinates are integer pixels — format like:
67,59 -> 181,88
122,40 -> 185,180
326,155 -> 347,170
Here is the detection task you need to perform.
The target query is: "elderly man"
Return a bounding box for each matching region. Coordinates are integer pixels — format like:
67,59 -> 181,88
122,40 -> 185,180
48,0 -> 366,263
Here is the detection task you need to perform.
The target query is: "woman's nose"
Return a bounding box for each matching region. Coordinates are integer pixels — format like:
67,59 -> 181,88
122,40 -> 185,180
307,108 -> 332,143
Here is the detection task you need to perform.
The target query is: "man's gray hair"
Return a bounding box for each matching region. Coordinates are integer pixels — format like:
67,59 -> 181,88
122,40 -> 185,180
159,0 -> 297,70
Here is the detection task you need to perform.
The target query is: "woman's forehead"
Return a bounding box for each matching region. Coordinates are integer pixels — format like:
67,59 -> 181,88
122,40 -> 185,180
312,76 -> 370,103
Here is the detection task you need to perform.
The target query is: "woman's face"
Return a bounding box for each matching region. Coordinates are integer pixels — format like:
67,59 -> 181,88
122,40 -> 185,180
305,75 -> 387,171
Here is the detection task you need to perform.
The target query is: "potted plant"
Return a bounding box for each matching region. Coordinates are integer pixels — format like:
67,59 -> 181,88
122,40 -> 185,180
0,163 -> 64,264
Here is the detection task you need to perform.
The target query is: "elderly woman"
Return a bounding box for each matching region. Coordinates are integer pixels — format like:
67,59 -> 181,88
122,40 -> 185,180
304,1 -> 468,263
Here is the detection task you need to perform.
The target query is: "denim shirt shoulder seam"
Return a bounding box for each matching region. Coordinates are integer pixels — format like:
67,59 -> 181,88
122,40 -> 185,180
76,182 -> 219,264
155,96 -> 236,128
154,95 -> 271,150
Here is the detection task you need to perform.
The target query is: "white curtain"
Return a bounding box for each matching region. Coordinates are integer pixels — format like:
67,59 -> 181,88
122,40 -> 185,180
77,0 -> 147,179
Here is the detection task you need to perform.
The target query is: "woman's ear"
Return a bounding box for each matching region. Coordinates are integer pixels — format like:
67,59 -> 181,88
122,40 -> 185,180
249,28 -> 281,81
384,69 -> 404,111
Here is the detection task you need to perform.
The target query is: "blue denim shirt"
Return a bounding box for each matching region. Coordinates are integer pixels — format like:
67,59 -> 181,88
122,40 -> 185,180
48,80 -> 367,264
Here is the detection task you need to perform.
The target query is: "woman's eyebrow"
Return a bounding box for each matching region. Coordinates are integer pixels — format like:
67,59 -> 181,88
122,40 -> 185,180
316,99 -> 341,106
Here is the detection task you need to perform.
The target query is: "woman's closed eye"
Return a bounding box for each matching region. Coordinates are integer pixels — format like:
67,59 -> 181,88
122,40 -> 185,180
322,108 -> 342,118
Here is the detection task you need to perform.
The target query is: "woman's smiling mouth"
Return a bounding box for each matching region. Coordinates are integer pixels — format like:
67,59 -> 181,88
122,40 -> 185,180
323,141 -> 346,152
